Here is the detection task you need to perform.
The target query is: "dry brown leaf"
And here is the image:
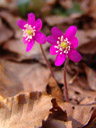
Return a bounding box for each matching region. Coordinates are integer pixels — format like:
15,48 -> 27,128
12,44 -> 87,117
76,30 -> 90,47
83,108 -> 96,128
2,39 -> 50,63
0,11 -> 20,39
0,19 -> 13,44
42,99 -> 71,128
0,0 -> 17,11
58,0 -> 72,9
83,118 -> 96,128
85,65 -> 96,91
0,92 -> 52,128
45,0 -> 56,5
0,60 -> 23,98
0,59 -> 50,98
85,0 -> 96,20
42,119 -> 72,128
58,97 -> 96,128
46,77 -> 63,101
85,29 -> 96,39
69,85 -> 96,102
78,38 -> 96,54
44,15 -> 74,26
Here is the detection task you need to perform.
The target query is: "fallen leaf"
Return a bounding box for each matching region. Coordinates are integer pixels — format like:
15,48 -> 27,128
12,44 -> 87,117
44,15 -> 74,26
58,97 -> 96,128
0,0 -> 17,11
42,119 -> 72,128
78,38 -> 96,55
85,65 -> 96,91
0,19 -> 13,44
46,77 -> 63,101
42,99 -> 71,128
0,59 -> 50,98
0,92 -> 52,128
58,0 -> 72,9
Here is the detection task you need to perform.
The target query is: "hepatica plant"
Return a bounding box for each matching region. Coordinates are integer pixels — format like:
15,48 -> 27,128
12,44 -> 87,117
17,13 -> 54,78
17,12 -> 82,102
47,26 -> 82,101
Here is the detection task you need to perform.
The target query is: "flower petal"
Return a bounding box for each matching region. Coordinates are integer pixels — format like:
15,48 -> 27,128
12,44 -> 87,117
55,53 -> 66,66
17,19 -> 27,29
71,37 -> 79,48
50,45 -> 58,55
65,26 -> 77,40
35,32 -> 46,44
35,19 -> 42,31
68,49 -> 82,62
27,13 -> 35,26
26,39 -> 35,52
51,27 -> 63,37
47,36 -> 57,45
23,37 -> 28,44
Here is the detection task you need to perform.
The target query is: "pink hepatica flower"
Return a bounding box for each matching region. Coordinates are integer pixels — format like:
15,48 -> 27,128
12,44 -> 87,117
17,13 -> 46,52
47,26 -> 82,66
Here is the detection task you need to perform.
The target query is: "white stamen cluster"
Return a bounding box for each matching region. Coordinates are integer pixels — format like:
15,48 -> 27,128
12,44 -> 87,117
23,24 -> 36,42
54,36 -> 71,54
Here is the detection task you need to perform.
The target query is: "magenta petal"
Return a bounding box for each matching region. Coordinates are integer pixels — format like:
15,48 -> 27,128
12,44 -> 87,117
65,26 -> 77,40
71,37 -> 79,48
26,39 -> 35,52
68,49 -> 82,62
51,27 -> 63,37
55,53 -> 66,66
35,19 -> 42,31
23,37 -> 28,44
17,19 -> 27,29
35,32 -> 46,44
50,45 -> 58,55
27,13 -> 35,26
47,36 -> 57,45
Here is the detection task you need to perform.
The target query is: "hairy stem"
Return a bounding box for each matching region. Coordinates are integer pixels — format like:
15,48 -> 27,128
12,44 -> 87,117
40,44 -> 55,78
64,58 -> 69,102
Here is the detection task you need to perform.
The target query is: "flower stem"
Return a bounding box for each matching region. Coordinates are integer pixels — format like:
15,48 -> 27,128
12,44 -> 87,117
40,44 -> 55,78
64,58 -> 69,102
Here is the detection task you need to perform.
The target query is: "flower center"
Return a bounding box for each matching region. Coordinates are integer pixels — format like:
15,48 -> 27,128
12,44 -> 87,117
26,30 -> 33,35
61,42 -> 68,48
55,36 -> 71,54
23,24 -> 36,42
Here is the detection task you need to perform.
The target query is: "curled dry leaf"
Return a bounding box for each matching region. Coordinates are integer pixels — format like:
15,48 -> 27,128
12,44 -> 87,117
46,77 -> 63,101
0,11 -> 21,39
42,99 -> 72,128
85,65 -> 96,91
58,97 -> 96,128
0,19 -> 13,44
42,119 -> 72,128
3,39 -> 50,64
0,92 -> 52,128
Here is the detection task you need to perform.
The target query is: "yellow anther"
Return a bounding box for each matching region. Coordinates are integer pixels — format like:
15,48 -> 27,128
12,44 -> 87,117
27,30 -> 33,35
61,42 -> 67,48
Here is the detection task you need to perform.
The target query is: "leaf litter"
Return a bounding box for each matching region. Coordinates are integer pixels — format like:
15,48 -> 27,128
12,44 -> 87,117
0,0 -> 96,128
